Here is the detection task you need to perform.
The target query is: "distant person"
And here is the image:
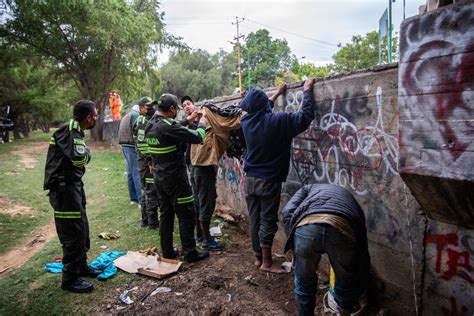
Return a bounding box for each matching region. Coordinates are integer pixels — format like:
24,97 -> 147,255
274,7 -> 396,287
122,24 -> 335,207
240,79 -> 315,273
133,97 -> 159,229
118,104 -> 141,207
145,93 -> 209,263
181,95 -> 203,242
282,184 -> 370,316
44,100 -> 100,293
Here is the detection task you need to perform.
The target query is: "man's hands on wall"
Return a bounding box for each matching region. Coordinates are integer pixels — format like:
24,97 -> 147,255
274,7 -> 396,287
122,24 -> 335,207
303,78 -> 315,92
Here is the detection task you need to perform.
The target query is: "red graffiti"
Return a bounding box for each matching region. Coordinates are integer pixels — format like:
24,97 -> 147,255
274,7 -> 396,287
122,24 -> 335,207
426,233 -> 473,284
441,296 -> 468,316
402,40 -> 473,162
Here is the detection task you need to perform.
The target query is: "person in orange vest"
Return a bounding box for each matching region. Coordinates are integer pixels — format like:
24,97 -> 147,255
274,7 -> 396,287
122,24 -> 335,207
109,92 -> 122,121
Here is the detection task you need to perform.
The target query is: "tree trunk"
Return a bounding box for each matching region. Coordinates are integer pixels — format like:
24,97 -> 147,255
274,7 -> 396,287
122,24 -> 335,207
91,98 -> 106,141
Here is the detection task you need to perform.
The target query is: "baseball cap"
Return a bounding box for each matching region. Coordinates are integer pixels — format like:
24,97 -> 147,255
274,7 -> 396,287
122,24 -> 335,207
150,94 -> 181,109
138,96 -> 153,107
181,95 -> 194,104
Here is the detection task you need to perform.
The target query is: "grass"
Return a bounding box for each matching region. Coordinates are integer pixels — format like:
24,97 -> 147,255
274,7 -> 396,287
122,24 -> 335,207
0,130 -> 181,315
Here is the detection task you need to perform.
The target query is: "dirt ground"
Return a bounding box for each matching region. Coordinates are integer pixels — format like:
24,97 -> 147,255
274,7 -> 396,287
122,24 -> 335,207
0,145 -> 57,276
12,143 -> 48,169
96,224 -> 326,315
0,195 -> 36,217
0,219 -> 56,276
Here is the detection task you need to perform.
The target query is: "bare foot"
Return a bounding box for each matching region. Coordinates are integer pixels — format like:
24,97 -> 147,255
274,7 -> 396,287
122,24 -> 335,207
254,256 -> 262,267
260,263 -> 287,274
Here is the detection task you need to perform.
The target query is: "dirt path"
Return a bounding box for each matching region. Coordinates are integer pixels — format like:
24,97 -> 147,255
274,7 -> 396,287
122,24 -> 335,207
95,225 -> 328,315
0,196 -> 36,217
0,220 -> 56,276
11,142 -> 48,169
0,141 -> 57,276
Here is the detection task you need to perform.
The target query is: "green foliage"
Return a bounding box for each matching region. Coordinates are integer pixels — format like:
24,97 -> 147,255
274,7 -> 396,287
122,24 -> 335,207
160,49 -> 235,101
275,62 -> 331,85
0,0 -> 168,139
0,44 -> 77,135
331,30 -> 398,72
241,29 -> 296,89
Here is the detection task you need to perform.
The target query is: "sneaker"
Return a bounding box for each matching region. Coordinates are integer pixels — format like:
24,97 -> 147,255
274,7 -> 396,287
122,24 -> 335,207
130,201 -> 137,205
201,237 -> 224,251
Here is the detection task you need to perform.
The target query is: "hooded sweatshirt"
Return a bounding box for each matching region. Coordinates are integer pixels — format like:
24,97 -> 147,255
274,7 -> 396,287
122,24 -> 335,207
239,88 -> 315,182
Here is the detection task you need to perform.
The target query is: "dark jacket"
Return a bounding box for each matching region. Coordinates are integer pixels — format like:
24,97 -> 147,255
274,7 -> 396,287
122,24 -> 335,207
133,113 -> 152,158
282,184 -> 368,253
144,114 -> 205,182
239,88 -> 315,183
44,119 -> 91,191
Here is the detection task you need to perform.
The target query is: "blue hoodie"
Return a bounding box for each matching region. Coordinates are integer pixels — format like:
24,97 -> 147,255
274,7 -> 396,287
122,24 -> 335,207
240,88 -> 315,182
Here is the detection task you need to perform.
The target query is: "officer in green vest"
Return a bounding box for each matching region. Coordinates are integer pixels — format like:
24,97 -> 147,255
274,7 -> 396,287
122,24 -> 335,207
44,100 -> 100,293
145,94 -> 209,263
134,96 -> 159,229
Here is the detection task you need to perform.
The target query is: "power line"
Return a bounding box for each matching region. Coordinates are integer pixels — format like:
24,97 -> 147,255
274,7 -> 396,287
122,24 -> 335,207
242,25 -> 333,50
165,16 -> 339,48
244,17 -> 339,47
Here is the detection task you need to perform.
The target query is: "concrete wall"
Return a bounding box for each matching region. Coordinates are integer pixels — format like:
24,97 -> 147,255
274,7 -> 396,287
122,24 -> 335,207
398,3 -> 474,315
103,120 -> 120,145
213,65 -> 427,315
214,4 -> 474,311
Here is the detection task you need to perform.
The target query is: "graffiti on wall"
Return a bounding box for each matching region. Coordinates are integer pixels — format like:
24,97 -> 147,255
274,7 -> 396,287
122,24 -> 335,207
288,86 -> 398,196
424,226 -> 474,316
399,4 -> 474,172
426,233 -> 473,284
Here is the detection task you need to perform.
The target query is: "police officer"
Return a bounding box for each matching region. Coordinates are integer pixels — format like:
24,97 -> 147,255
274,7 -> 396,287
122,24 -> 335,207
145,94 -> 209,263
44,100 -> 100,293
134,97 -> 159,229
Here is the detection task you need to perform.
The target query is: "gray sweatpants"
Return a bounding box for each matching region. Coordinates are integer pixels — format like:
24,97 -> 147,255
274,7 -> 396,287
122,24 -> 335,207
245,176 -> 282,256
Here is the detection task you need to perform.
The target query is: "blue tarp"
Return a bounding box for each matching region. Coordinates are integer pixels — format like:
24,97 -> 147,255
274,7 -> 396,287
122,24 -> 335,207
44,251 -> 126,280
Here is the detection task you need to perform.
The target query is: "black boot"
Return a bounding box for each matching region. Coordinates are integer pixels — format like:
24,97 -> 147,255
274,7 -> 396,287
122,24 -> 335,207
184,249 -> 209,263
80,266 -> 102,278
61,278 -> 94,293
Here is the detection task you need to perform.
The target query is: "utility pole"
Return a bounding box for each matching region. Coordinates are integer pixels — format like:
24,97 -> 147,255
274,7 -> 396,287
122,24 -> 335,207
232,16 -> 245,92
388,0 -> 393,63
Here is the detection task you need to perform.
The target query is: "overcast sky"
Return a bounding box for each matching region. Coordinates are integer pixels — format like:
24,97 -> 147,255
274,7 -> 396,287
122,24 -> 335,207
159,0 -> 423,66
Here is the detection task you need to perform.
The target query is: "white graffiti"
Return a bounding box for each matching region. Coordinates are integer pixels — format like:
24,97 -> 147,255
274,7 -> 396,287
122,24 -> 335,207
290,87 -> 399,195
285,90 -> 304,113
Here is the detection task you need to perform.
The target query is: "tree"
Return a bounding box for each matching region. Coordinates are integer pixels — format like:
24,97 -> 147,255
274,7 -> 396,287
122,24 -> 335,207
0,43 -> 77,138
240,29 -> 296,89
1,0 -> 167,140
159,49 -> 235,101
275,61 -> 331,85
331,31 -> 398,73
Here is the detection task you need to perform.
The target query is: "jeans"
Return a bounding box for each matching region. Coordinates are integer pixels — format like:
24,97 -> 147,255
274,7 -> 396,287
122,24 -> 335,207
245,176 -> 282,256
121,145 -> 142,202
194,165 -> 217,222
293,223 -> 368,315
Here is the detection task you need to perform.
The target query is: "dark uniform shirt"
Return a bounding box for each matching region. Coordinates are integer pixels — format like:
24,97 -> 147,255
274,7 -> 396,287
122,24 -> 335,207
134,114 -> 151,158
44,119 -> 91,217
144,115 -> 205,182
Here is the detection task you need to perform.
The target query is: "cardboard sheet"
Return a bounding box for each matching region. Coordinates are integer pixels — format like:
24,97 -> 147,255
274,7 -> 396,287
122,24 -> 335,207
113,251 -> 181,278
138,258 -> 182,279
